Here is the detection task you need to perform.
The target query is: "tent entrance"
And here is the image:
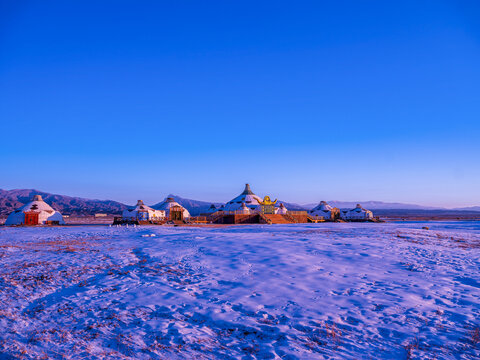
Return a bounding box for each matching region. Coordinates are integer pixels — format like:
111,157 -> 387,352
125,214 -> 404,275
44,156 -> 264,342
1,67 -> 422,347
24,212 -> 39,225
169,206 -> 184,221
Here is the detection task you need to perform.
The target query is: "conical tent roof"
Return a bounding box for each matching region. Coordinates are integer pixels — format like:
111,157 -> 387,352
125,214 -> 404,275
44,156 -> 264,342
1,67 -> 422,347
5,195 -> 65,225
206,204 -> 217,213
241,183 -> 255,195
310,201 -> 334,215
223,184 -> 262,211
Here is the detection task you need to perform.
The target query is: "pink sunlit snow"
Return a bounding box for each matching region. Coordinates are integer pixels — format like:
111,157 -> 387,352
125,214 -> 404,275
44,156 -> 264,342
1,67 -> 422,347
0,222 -> 479,359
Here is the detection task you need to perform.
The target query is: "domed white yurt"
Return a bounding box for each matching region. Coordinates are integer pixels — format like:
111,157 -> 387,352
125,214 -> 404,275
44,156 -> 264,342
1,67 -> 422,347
5,195 -> 65,226
237,202 -> 252,215
341,204 -> 374,221
276,203 -> 288,215
122,200 -> 165,222
309,201 -> 340,221
223,184 -> 263,211
154,197 -> 190,220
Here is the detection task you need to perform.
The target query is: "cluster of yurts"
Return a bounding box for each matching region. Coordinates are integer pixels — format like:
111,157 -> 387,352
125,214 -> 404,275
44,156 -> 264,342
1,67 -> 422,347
5,184 -> 374,226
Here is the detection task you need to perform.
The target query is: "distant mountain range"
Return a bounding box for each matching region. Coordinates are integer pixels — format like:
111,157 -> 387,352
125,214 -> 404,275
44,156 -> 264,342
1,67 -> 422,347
302,201 -> 443,210
453,206 -> 480,211
0,189 -> 128,216
0,189 -> 479,217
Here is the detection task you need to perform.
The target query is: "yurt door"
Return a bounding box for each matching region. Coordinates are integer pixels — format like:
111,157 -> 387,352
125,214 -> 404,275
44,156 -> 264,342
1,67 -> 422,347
24,212 -> 39,225
170,206 -> 184,221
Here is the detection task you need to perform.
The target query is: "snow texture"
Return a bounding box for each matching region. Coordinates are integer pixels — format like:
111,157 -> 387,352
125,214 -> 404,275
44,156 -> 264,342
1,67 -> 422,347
0,222 -> 479,359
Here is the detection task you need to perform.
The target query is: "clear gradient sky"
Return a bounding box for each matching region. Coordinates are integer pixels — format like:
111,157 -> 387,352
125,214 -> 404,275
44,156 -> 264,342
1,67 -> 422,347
1,1 -> 479,207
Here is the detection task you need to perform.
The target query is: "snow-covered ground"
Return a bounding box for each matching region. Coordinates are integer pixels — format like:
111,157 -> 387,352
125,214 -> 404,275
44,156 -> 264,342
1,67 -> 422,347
0,222 -> 479,359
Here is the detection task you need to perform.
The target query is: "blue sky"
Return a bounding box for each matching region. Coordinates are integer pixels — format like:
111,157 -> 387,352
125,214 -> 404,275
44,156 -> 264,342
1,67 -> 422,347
1,1 -> 479,207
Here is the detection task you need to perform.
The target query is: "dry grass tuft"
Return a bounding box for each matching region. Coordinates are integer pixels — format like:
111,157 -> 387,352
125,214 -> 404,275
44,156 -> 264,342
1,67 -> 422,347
470,327 -> 480,346
403,338 -> 419,360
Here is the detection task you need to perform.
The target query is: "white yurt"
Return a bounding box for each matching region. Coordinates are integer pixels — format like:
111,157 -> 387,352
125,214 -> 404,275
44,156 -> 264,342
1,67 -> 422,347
341,204 -> 374,221
122,200 -> 165,222
154,197 -> 190,219
5,195 -> 65,225
237,202 -> 252,215
309,201 -> 338,220
223,184 -> 262,211
276,203 -> 288,215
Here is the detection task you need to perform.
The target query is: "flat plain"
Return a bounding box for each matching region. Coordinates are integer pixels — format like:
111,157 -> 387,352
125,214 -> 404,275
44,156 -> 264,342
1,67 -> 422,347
0,222 -> 479,359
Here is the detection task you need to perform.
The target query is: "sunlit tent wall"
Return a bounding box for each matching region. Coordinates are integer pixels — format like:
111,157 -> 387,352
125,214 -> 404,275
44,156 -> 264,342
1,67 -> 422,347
122,200 -> 165,222
223,184 -> 263,211
341,204 -> 374,221
309,201 -> 340,221
154,197 -> 190,220
5,195 -> 65,225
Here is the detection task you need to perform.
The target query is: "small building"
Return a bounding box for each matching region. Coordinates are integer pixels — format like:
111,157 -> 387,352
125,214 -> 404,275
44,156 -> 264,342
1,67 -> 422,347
154,197 -> 190,220
309,201 -> 340,221
94,213 -> 108,218
341,204 -> 374,221
5,195 -> 65,226
237,202 -> 252,215
122,200 -> 165,222
276,203 -> 288,215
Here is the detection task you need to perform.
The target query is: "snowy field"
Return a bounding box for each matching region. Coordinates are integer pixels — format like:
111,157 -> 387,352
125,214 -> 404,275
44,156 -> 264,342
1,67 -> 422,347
0,222 -> 479,359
